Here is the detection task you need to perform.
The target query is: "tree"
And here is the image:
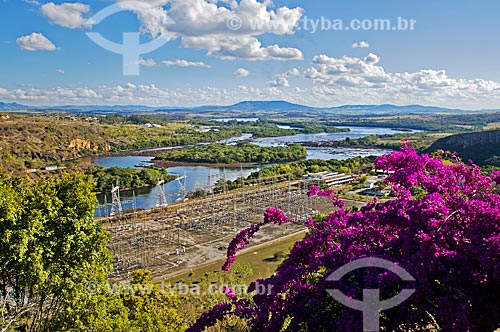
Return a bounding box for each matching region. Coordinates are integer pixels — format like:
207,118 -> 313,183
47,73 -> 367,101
0,173 -> 188,331
119,270 -> 188,332
0,172 -> 113,331
189,144 -> 500,332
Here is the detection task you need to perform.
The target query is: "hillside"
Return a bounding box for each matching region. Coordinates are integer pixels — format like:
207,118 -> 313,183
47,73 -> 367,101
0,114 -> 240,173
426,130 -> 500,165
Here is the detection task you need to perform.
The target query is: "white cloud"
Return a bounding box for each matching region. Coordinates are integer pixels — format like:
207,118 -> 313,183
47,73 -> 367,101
16,33 -> 57,51
23,0 -> 40,5
4,53 -> 500,109
116,1 -> 173,39
162,60 -> 211,68
352,41 -> 370,48
139,58 -> 210,68
0,84 -> 277,107
56,69 -> 65,74
303,53 -> 500,108
182,37 -> 303,61
284,68 -> 301,77
304,53 -> 390,86
267,67 -> 302,87
234,68 -> 250,77
139,58 -> 158,67
267,87 -> 282,95
268,77 -> 290,88
41,2 -> 92,29
274,68 -> 301,79
117,0 -> 304,61
364,53 -> 380,65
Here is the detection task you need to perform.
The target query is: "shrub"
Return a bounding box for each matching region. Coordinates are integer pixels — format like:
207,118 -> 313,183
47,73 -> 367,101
189,143 -> 500,332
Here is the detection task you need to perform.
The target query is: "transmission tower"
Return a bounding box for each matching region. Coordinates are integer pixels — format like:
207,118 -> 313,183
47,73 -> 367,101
175,171 -> 187,202
156,180 -> 168,207
110,184 -> 123,216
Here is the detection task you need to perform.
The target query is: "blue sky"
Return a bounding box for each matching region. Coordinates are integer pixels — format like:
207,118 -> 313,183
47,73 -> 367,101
1,0 -> 500,108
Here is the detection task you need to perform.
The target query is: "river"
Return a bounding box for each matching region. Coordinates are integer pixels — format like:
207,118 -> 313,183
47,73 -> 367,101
93,126 -> 408,215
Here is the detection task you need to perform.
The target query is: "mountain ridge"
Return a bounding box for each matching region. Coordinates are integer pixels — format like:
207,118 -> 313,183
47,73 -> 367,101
0,100 -> 499,115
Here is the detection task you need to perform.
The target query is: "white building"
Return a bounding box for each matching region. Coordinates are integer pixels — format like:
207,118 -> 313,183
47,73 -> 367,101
304,171 -> 355,186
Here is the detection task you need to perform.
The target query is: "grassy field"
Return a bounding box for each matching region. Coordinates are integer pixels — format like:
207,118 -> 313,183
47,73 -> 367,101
166,231 -> 306,285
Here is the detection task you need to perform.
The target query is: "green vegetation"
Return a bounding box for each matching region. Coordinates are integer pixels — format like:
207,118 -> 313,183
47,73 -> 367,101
312,131 -> 451,152
0,172 -> 188,331
155,142 -> 307,164
0,172 -> 111,330
426,129 -> 500,166
0,113 -> 247,173
268,250 -> 287,262
213,156 -> 376,193
87,166 -> 174,192
169,233 -> 305,325
189,118 -> 351,137
252,155 -> 375,178
205,120 -> 302,137
330,112 -> 500,132
187,188 -> 208,199
118,270 -> 188,331
0,114 -> 346,173
267,120 -> 350,134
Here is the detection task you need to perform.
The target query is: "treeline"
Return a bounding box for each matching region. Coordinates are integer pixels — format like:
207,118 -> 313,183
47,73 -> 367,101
192,119 -> 350,137
330,112 -> 500,132
118,126 -> 243,149
155,142 -> 307,164
301,131 -> 448,152
206,120 -> 301,137
98,113 -> 171,126
267,120 -> 350,134
213,156 -> 376,193
88,166 -> 174,192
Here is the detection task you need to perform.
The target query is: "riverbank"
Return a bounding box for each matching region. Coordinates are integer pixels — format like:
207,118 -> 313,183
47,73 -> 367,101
152,159 -> 262,169
93,176 -> 176,195
91,126 -> 413,212
298,140 -> 382,149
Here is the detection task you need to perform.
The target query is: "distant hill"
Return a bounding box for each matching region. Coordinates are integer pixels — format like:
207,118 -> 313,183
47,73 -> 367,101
328,104 -> 465,114
36,105 -> 159,112
229,100 -> 316,112
156,101 -> 500,116
426,130 -> 500,166
1,100 -> 499,115
155,100 -> 319,113
0,102 -> 30,110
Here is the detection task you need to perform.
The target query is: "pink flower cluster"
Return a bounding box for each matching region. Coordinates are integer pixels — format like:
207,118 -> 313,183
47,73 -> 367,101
307,185 -> 345,208
190,144 -> 500,332
222,207 -> 291,271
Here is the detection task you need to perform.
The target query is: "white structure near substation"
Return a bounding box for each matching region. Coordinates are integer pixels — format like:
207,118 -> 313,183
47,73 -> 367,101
303,171 -> 356,186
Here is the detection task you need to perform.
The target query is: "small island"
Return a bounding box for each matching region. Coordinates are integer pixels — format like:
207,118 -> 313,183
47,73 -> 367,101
88,166 -> 175,193
154,142 -> 307,165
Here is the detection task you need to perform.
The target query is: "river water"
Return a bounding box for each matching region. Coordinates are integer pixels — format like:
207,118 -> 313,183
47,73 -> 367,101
93,127 -> 406,215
